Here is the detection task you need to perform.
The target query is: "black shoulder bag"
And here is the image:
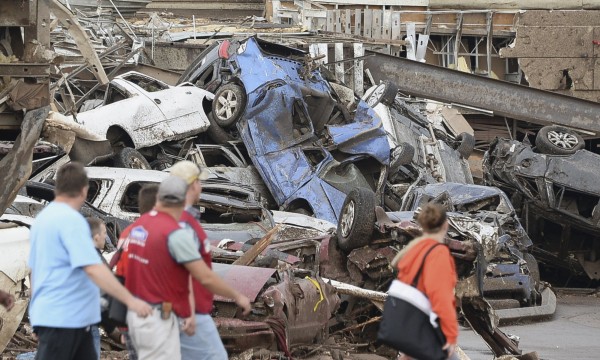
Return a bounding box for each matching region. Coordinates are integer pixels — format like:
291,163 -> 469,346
377,243 -> 448,360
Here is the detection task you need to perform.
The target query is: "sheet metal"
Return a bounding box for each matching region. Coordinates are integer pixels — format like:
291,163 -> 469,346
212,263 -> 276,302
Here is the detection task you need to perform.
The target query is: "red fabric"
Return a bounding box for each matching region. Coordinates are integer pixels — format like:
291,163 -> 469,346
396,239 -> 458,344
180,211 -> 214,314
114,224 -> 133,277
125,211 -> 191,318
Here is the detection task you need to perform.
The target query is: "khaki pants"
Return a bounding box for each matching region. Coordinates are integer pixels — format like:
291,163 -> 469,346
127,309 -> 181,360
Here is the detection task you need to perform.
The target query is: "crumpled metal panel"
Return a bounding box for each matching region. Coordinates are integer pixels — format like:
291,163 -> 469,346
347,246 -> 396,280
235,38 -> 329,95
282,175 -> 347,224
261,272 -> 340,346
326,102 -> 390,165
212,263 -> 276,302
214,317 -> 275,354
253,148 -> 316,204
448,215 -> 499,262
243,84 -> 314,156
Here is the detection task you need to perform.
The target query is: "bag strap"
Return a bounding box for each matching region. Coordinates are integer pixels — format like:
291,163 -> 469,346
410,243 -> 443,287
108,247 -> 123,270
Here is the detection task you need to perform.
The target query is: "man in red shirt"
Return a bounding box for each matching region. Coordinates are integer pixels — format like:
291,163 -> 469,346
111,184 -> 159,360
169,160 -> 238,360
125,176 -> 251,359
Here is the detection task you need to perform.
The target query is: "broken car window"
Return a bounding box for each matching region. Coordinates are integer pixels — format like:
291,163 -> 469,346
120,181 -> 155,213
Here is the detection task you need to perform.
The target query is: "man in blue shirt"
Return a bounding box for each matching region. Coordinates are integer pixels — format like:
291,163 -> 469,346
28,162 -> 152,360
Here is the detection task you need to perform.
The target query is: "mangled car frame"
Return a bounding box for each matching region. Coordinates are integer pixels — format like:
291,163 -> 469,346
180,37 -> 394,224
484,126 -> 600,281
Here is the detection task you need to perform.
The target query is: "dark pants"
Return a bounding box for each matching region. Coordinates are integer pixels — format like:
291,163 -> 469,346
35,326 -> 97,360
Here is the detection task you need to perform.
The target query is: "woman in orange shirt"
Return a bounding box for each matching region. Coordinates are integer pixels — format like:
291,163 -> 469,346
392,203 -> 458,360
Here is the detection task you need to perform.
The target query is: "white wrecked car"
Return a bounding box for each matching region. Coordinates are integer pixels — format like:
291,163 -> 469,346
46,71 -> 214,169
0,216 -> 31,352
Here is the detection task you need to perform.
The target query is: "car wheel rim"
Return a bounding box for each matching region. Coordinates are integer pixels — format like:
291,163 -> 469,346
340,200 -> 355,238
547,130 -> 579,149
366,84 -> 385,107
216,89 -> 238,121
131,158 -> 146,169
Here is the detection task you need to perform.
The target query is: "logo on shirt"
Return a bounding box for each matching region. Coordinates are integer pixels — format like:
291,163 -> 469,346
129,226 -> 148,247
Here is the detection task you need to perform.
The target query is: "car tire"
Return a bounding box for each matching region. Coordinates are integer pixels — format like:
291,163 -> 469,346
206,112 -> 236,144
211,82 -> 246,127
455,132 -> 475,159
389,143 -> 415,174
535,125 -> 584,155
114,147 -> 151,170
337,187 -> 376,252
365,81 -> 398,108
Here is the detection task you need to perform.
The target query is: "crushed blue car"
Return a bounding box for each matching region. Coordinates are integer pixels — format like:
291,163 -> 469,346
181,37 -> 392,223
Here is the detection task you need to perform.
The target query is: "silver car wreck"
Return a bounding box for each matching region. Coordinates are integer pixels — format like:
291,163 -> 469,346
484,133 -> 600,281
332,181 -> 555,323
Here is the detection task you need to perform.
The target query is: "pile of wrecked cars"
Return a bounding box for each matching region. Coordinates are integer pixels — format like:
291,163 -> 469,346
0,35 -> 555,358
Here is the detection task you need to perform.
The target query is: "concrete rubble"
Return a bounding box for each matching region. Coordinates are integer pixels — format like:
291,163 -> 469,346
4,1 -> 600,359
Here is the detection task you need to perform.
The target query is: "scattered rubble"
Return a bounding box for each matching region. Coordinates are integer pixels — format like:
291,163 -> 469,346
4,1 -> 600,359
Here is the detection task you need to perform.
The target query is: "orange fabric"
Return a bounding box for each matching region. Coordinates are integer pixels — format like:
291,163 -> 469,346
396,239 -> 458,344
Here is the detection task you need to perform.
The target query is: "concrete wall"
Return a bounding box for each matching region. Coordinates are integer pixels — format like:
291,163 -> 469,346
145,42 -> 209,72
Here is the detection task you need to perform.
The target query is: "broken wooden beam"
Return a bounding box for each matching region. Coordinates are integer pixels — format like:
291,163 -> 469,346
232,225 -> 280,266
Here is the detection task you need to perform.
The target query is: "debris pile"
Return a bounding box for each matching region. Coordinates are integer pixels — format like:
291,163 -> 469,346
5,2 -> 600,360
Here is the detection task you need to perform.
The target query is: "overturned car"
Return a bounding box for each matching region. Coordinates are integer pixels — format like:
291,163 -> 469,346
180,36 -> 399,224
484,127 -> 600,281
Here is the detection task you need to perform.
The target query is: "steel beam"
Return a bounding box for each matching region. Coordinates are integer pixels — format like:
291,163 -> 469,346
0,64 -> 50,77
364,52 -> 600,134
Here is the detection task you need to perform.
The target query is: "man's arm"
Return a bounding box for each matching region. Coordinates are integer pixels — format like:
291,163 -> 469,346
183,260 -> 251,315
181,276 -> 196,336
84,264 -> 152,317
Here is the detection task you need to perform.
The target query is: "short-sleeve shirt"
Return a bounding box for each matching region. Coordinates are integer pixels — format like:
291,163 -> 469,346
167,228 -> 201,264
28,201 -> 102,328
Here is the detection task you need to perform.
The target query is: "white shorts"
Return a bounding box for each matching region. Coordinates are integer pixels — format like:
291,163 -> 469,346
127,309 -> 181,360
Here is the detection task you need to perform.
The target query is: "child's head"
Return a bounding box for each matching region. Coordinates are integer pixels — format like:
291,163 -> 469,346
87,217 -> 107,250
